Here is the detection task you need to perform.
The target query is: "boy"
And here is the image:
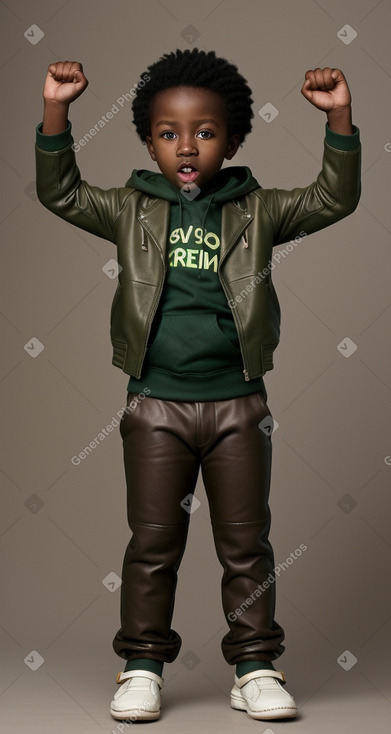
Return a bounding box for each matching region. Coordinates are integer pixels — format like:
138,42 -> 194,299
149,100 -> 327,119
35,49 -> 361,722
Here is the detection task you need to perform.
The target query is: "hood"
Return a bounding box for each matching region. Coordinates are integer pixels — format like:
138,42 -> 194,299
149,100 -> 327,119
124,165 -> 261,203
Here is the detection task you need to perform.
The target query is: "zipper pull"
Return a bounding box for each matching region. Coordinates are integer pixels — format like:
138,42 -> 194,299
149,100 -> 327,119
243,368 -> 250,382
141,227 -> 148,251
242,213 -> 251,248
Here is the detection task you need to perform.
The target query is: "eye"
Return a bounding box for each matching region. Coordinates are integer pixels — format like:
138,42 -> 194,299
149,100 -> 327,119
161,131 -> 177,140
197,130 -> 213,139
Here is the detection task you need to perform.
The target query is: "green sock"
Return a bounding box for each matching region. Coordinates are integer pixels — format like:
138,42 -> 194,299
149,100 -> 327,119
236,660 -> 276,678
124,657 -> 164,676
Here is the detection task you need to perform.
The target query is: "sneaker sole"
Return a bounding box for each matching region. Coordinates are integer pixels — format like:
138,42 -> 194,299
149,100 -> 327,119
230,693 -> 297,720
110,706 -> 160,721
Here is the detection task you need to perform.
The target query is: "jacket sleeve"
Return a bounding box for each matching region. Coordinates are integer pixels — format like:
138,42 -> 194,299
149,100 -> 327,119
35,120 -> 132,243
264,123 -> 361,246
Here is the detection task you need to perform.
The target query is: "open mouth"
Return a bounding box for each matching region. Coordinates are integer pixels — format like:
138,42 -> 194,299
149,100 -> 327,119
177,162 -> 199,183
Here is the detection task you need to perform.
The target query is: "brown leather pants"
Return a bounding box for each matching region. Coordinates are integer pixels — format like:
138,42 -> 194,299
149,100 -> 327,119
112,390 -> 285,666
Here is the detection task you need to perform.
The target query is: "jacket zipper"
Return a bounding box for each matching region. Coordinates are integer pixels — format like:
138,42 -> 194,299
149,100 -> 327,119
138,209 -> 252,382
136,217 -> 166,377
218,273 -> 251,381
218,213 -> 252,381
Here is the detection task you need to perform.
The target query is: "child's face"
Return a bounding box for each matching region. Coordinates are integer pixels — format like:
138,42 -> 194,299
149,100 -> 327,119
145,86 -> 241,190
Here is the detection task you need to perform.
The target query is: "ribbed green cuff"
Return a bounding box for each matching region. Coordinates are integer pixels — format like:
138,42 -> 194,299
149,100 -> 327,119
325,122 -> 360,151
35,120 -> 73,151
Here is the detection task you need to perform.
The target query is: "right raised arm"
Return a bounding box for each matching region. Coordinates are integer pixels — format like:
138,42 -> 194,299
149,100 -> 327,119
42,60 -> 88,134
36,61 -> 133,243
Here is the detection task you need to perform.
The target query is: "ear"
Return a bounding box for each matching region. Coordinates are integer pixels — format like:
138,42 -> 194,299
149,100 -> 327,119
146,136 -> 157,161
225,134 -> 241,161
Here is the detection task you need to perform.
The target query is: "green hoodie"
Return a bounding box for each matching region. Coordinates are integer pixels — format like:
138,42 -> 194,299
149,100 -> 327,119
126,166 -> 267,401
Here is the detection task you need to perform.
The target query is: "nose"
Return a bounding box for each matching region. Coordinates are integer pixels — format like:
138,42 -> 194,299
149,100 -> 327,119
177,136 -> 198,157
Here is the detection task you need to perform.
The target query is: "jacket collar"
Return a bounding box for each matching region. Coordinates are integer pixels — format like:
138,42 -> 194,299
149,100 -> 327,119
134,190 -> 255,261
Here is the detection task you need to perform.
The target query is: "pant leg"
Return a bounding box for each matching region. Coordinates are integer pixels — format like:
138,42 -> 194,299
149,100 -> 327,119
112,393 -> 200,664
200,392 -> 285,665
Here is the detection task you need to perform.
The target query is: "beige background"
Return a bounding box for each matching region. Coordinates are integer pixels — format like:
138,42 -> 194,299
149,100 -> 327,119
1,0 -> 391,731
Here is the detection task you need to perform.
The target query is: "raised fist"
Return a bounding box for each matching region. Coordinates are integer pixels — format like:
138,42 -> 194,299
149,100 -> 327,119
43,61 -> 88,105
301,67 -> 351,111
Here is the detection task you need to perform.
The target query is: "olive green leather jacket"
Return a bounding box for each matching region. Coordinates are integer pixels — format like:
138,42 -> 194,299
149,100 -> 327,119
35,127 -> 361,381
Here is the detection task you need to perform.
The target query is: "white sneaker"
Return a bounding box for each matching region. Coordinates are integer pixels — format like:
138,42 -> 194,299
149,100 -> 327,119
230,669 -> 297,720
110,669 -> 164,721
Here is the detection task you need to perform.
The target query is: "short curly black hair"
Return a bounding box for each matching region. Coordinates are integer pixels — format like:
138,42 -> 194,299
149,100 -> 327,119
132,48 -> 254,144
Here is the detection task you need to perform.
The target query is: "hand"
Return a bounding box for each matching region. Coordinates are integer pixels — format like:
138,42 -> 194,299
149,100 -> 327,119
301,67 -> 351,112
43,60 -> 88,105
